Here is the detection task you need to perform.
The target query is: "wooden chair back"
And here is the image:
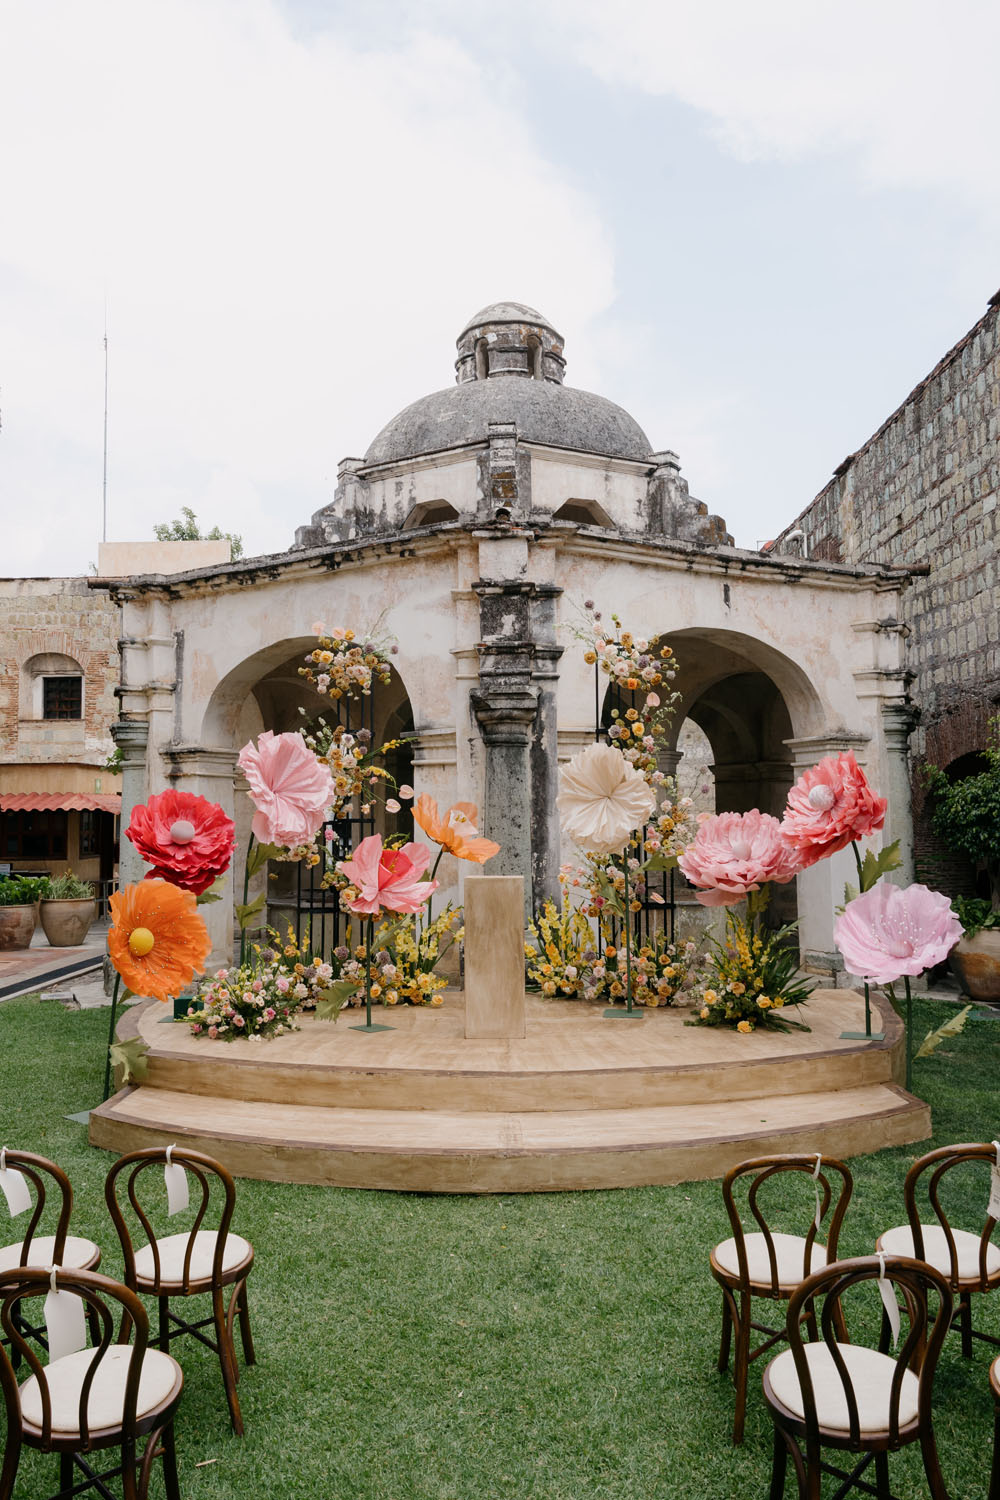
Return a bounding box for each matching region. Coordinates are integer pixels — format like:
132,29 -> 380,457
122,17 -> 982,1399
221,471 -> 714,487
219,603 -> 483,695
784,1254 -> 952,1448
0,1151 -> 74,1265
0,1266 -> 148,1455
903,1142 -> 1000,1291
105,1147 -> 237,1293
721,1152 -> 853,1294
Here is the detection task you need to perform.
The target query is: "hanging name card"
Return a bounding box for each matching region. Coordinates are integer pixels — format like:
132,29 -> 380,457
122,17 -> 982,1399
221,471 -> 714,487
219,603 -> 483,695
164,1145 -> 189,1218
0,1149 -> 31,1217
44,1268 -> 87,1362
877,1251 -> 900,1351
988,1142 -> 1000,1222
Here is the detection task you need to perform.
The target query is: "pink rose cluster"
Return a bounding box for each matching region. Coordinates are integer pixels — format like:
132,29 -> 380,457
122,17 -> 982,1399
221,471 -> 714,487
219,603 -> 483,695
679,751 -> 888,906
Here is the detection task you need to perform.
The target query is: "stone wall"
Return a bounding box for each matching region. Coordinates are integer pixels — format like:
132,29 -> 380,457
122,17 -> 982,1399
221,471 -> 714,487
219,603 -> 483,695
0,578 -> 120,772
773,291 -> 1000,897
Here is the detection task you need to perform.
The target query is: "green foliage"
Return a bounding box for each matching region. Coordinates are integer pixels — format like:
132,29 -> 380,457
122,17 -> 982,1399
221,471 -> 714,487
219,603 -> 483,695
0,875 -> 47,906
916,1005 -> 972,1059
154,504 -> 244,558
924,719 -> 1000,894
234,891 -> 268,929
42,870 -> 95,900
951,894 -> 1000,937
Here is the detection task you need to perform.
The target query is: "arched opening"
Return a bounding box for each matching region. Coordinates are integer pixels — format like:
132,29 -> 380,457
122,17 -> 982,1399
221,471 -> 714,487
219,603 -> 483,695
526,334 -> 543,379
475,338 -> 488,381
202,638 -> 416,951
402,499 -> 460,529
552,498 -> 614,529
21,651 -> 84,721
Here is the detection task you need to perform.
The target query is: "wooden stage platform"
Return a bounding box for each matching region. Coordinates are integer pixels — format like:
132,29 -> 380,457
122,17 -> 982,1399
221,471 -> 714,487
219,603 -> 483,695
88,991 -> 930,1193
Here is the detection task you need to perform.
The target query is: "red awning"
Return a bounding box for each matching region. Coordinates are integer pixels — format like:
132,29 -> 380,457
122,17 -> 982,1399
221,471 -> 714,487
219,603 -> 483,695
0,793 -> 122,814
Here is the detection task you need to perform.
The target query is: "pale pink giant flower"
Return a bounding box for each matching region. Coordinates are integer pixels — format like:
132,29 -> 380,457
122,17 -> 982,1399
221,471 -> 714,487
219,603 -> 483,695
782,751 -> 887,868
336,835 -> 438,915
238,730 -> 336,847
678,810 -> 801,907
833,882 -> 963,985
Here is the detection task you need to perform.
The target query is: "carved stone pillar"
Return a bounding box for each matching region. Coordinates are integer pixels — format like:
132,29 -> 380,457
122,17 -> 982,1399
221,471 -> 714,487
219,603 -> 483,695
529,584 -> 563,909
881,703 -> 917,886
161,744 -> 240,968
111,718 -> 150,888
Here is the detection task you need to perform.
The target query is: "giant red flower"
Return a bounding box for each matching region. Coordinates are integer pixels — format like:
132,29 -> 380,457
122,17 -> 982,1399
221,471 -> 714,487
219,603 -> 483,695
782,751 -> 887,868
678,810 -> 801,906
126,789 -> 235,895
238,731 -> 336,847
336,835 -> 438,916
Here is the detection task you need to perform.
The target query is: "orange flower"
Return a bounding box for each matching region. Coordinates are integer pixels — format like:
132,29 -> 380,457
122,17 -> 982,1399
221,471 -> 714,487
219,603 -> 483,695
108,881 -> 211,1002
412,795 -> 500,864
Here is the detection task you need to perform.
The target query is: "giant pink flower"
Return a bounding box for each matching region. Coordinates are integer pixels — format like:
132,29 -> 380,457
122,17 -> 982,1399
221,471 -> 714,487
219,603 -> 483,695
336,835 -> 438,915
678,810 -> 802,907
126,789 -> 235,895
833,882 -> 963,985
782,751 -> 887,868
238,731 -> 336,847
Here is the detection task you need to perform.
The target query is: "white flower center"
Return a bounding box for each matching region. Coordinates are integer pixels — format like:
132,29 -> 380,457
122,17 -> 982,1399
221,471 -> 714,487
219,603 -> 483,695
169,819 -> 197,844
808,785 -> 836,811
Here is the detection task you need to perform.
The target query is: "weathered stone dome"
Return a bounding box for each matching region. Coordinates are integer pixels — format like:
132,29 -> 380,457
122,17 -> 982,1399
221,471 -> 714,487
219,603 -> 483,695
363,303 -> 652,467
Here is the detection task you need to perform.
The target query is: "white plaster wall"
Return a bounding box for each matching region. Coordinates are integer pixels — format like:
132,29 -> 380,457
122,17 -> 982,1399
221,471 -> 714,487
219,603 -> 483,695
529,448 -> 649,528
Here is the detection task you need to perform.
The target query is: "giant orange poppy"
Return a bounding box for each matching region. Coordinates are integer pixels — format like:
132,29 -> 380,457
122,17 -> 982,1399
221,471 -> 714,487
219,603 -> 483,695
108,881 -> 212,1002
411,796 -> 500,864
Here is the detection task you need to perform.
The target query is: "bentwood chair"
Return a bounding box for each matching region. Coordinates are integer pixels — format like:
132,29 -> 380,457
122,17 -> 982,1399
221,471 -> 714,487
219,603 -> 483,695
988,1357 -> 1000,1500
876,1143 -> 1000,1358
763,1255 -> 952,1499
105,1146 -> 255,1435
0,1265 -> 183,1500
711,1153 -> 853,1443
0,1150 -> 101,1361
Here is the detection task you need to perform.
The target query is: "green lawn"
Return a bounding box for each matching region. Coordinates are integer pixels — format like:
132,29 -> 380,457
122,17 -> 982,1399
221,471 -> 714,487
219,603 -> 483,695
0,992 -> 998,1499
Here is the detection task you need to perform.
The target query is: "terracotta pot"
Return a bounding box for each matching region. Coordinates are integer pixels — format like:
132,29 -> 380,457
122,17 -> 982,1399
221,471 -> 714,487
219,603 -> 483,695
948,929 -> 1000,1002
0,905 -> 38,951
39,899 -> 97,948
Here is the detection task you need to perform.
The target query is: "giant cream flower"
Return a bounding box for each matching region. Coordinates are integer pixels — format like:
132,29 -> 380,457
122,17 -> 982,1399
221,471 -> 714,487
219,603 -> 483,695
557,743 -> 657,856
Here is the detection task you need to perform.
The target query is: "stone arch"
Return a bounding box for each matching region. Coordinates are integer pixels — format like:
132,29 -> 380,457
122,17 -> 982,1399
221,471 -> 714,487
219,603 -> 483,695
20,650 -> 85,721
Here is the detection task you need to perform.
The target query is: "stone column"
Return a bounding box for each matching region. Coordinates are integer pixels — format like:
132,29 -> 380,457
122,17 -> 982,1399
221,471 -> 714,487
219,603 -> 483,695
784,734 -> 872,979
111,718 -> 150,888
529,584 -> 563,910
161,744 -> 240,969
881,703 -> 917,885
471,574 -> 539,923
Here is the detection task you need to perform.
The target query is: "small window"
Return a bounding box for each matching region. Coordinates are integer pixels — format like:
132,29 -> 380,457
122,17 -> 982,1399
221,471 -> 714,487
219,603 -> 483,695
79,809 -> 99,857
43,676 -> 82,720
2,810 -> 68,859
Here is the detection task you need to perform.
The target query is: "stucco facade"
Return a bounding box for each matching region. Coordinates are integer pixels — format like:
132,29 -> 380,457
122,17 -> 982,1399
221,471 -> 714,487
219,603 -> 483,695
97,304 -> 913,975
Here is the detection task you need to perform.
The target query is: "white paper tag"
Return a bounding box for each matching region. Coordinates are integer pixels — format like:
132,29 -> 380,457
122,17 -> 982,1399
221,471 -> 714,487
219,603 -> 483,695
812,1153 -> 823,1233
164,1146 -> 189,1218
877,1251 -> 900,1351
989,1143 -> 1000,1222
0,1159 -> 31,1218
44,1268 -> 87,1362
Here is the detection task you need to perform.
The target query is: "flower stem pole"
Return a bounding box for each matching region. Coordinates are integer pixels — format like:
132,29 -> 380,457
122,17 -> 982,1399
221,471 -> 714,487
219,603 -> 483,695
365,916 -> 373,1029
903,973 -> 913,1091
102,973 -> 122,1102
240,831 -> 255,968
624,858 -> 633,1014
839,841 -> 884,1043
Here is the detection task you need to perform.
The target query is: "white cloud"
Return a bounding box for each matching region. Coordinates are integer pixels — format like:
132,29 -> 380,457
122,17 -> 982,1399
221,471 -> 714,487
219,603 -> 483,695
0,0 -> 616,573
551,0 -> 1000,215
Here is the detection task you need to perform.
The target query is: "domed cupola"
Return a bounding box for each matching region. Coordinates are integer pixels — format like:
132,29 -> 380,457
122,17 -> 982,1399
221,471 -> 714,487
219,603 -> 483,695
454,302 -> 567,386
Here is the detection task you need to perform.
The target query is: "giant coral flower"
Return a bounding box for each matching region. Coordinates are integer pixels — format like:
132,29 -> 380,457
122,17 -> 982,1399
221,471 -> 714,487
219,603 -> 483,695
782,751 -> 887,868
678,809 -> 802,907
238,730 -> 336,847
412,796 -> 500,864
126,789 -> 235,895
833,882 -> 963,985
108,880 -> 212,1002
557,743 -> 657,856
336,835 -> 438,915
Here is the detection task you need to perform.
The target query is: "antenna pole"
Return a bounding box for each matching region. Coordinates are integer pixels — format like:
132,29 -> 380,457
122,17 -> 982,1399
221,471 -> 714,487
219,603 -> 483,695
102,315 -> 109,542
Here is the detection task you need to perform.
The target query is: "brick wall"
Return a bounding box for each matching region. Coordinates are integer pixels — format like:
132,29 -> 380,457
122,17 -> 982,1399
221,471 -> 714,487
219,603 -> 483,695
774,292 -> 1000,898
0,578 -> 120,771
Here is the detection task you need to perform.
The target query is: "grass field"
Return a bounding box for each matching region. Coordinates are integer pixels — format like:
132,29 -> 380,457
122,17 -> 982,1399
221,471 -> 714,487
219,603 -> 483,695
0,991 -> 997,1499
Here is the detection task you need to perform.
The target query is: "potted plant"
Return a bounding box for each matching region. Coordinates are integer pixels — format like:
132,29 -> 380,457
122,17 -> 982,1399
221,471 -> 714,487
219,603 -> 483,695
0,876 -> 47,951
924,718 -> 1000,1000
39,871 -> 98,947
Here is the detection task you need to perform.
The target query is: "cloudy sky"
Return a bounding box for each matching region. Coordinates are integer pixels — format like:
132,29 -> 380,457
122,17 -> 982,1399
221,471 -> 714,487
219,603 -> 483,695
2,0 -> 997,574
